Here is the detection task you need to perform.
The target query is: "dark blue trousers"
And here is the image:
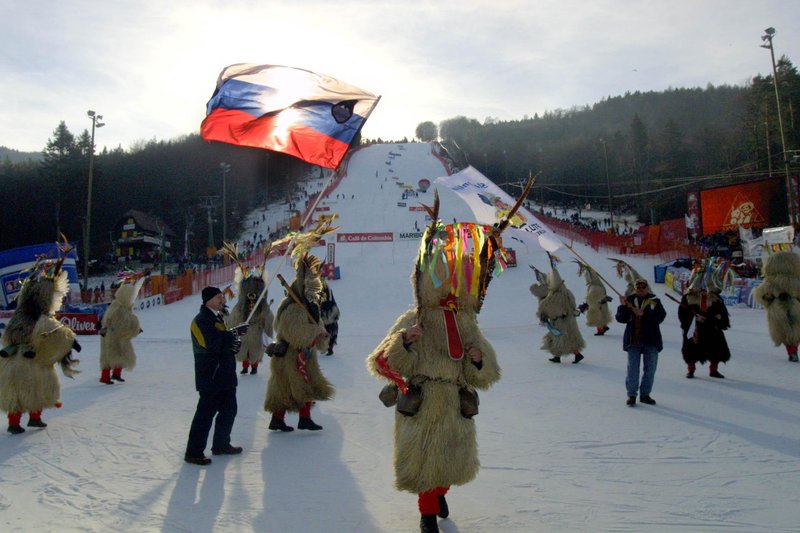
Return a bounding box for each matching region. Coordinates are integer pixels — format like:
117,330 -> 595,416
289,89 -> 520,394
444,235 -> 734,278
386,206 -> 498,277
185,388 -> 238,457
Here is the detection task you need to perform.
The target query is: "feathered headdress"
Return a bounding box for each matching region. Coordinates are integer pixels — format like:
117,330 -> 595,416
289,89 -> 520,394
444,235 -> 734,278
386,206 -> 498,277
269,216 -> 338,270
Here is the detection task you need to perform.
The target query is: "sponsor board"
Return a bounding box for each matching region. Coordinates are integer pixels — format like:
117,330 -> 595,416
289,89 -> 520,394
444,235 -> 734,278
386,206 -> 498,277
409,206 -> 426,212
397,202 -> 407,207
337,232 -> 393,243
137,294 -> 163,311
315,206 -> 330,211
398,232 -> 424,240
57,312 -> 99,335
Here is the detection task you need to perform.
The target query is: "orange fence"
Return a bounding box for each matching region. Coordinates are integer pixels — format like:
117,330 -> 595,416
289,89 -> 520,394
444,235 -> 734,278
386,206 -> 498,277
539,214 -> 705,261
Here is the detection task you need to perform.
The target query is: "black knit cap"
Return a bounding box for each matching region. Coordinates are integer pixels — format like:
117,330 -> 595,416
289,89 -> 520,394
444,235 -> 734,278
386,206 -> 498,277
202,286 -> 222,304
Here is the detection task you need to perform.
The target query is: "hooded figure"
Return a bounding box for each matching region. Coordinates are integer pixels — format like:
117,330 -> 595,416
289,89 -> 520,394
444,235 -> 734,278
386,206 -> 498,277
99,276 -> 144,384
264,253 -> 334,431
754,250 -> 800,361
319,278 -> 340,355
227,265 -> 274,375
0,257 -> 80,434
367,217 -> 502,533
678,259 -> 731,378
576,261 -> 613,335
610,258 -> 646,297
537,255 -> 586,364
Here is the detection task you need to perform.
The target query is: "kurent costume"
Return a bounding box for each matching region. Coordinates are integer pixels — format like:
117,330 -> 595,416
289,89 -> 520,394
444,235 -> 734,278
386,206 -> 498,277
610,258 -> 646,296
537,255 -> 586,364
320,278 -> 340,355
0,256 -> 80,434
754,250 -> 800,362
264,253 -> 334,432
576,261 -> 613,336
615,278 -> 666,406
367,214 -> 503,533
226,264 -> 273,375
679,260 -> 732,378
99,277 -> 144,384
185,286 -> 247,465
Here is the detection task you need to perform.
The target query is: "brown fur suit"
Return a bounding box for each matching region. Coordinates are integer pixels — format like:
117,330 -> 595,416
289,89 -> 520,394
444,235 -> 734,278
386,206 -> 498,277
0,270 -> 79,432
99,282 -> 141,379
580,264 -> 612,331
366,245 -> 501,495
226,267 -> 274,373
264,255 -> 334,427
538,266 -> 586,360
754,251 -> 800,359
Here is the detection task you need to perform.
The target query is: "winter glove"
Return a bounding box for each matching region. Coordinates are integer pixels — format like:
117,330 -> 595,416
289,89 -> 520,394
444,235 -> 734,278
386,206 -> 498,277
73,340 -> 82,352
604,296 -> 614,303
578,302 -> 589,313
231,338 -> 242,354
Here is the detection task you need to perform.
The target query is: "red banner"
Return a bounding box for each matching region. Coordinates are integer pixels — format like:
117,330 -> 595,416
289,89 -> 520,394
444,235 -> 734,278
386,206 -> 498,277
700,179 -> 780,235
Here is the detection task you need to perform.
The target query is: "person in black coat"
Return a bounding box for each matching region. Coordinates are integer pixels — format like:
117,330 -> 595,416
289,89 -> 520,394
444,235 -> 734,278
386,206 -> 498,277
679,287 -> 731,379
615,278 -> 666,407
184,286 -> 248,465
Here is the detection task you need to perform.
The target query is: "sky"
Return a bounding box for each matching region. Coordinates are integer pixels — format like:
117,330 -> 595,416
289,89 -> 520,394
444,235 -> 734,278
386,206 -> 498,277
2,0 -> 799,154
0,142 -> 798,532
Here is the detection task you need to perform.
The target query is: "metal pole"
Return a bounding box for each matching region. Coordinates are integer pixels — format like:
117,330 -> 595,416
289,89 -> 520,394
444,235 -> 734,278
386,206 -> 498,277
601,139 -> 614,229
220,162 -> 230,243
762,28 -> 798,226
83,110 -> 103,291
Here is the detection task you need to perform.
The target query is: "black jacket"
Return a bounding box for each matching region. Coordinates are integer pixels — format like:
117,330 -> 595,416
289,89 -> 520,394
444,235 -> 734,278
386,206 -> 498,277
190,305 -> 238,392
615,292 -> 667,352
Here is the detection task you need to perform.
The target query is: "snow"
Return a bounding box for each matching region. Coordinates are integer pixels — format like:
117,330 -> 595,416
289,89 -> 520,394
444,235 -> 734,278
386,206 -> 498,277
2,143 -> 798,533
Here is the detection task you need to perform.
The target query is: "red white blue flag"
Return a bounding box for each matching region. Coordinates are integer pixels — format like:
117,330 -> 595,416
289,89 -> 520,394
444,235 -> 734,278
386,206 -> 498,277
201,64 -> 380,169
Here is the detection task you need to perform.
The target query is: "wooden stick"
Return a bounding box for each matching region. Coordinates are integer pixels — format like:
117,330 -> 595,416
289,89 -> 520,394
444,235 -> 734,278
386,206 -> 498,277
560,241 -> 625,298
276,273 -> 318,324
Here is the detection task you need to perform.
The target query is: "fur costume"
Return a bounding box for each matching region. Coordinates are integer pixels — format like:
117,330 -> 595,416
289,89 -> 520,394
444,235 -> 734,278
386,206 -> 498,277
576,261 -> 612,330
0,259 -> 79,433
264,254 -> 334,418
366,219 -> 502,495
754,251 -> 800,356
99,279 -> 143,381
611,258 -> 645,296
537,259 -> 586,359
226,266 -> 274,372
320,279 -> 340,355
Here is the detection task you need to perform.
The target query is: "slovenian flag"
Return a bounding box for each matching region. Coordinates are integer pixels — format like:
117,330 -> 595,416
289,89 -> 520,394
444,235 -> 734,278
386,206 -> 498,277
201,64 -> 380,169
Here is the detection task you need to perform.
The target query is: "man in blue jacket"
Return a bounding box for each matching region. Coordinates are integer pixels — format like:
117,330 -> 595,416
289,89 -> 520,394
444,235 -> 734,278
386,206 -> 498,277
185,286 -> 248,465
615,278 -> 666,407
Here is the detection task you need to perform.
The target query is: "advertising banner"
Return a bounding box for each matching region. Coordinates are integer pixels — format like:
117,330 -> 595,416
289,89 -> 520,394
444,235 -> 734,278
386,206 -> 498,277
700,179 -> 781,235
56,312 -> 99,335
0,243 -> 81,309
336,232 -> 393,243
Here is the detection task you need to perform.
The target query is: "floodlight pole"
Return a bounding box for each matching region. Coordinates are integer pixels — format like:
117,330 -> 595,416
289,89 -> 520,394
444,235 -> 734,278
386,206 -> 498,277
761,27 -> 798,227
83,110 -> 104,291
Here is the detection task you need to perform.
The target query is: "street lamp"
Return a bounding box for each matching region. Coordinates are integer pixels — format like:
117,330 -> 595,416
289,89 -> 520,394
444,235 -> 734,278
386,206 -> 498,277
220,162 -> 231,243
83,110 -> 105,291
600,139 -> 614,229
761,27 -> 798,226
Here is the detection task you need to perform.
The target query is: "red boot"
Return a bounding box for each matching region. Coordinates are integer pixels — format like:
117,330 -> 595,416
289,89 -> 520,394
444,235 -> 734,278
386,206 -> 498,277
7,412 -> 24,434
100,368 -> 113,384
112,368 -> 125,382
787,344 -> 799,363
